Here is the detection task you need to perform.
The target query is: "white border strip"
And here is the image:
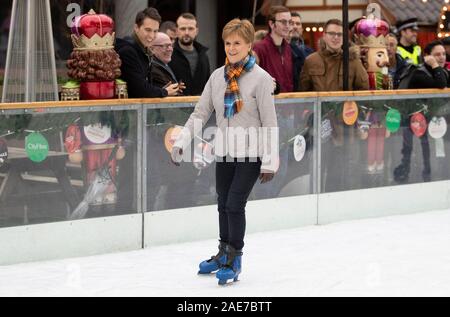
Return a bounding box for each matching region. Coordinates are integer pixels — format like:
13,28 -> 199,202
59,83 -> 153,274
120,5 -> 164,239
0,214 -> 142,266
144,194 -> 318,247
318,180 -> 450,224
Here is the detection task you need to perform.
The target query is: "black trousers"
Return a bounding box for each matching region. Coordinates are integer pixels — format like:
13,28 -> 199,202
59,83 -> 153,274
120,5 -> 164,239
400,127 -> 431,174
216,158 -> 261,251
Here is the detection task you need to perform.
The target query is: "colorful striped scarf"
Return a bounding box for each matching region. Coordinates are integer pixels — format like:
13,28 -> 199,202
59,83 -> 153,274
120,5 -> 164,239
224,55 -> 256,118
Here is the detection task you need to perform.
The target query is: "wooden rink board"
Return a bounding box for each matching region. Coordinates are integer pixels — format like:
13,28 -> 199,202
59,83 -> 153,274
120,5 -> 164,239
0,89 -> 449,110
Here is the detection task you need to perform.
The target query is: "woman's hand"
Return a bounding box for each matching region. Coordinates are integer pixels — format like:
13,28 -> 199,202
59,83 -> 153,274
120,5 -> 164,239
170,146 -> 183,166
259,171 -> 274,184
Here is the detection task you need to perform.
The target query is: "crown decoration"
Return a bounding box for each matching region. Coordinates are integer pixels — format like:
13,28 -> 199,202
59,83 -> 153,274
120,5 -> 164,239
354,4 -> 389,48
71,9 -> 115,50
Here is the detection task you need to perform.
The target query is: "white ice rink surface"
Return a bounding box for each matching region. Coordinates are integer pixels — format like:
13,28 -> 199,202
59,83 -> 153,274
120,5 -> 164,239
1,209 -> 450,297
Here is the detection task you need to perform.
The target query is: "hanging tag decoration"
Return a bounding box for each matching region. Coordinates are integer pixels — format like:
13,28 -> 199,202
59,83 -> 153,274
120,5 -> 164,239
343,101 -> 358,125
385,108 -> 401,133
83,123 -> 112,144
293,134 -> 306,162
321,118 -> 333,143
428,116 -> 447,139
164,125 -> 183,153
25,132 -> 49,162
0,138 -> 8,167
410,112 -> 427,138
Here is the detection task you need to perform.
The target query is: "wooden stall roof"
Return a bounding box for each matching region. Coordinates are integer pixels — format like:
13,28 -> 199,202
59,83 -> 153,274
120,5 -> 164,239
0,89 -> 449,110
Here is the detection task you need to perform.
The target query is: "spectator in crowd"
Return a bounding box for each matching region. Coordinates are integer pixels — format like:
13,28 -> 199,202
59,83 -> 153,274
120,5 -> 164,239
115,8 -> 181,98
171,18 -> 277,286
253,5 -> 294,92
408,40 -> 449,89
289,12 -> 314,91
299,19 -> 369,91
386,33 -> 408,89
396,18 -> 422,66
160,20 -> 177,44
148,32 -> 185,93
442,36 -> 450,70
169,13 -> 211,96
394,40 -> 449,184
254,29 -> 268,43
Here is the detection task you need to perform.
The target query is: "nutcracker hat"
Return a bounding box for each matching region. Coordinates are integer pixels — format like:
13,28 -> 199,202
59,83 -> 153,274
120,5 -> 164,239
70,9 -> 115,51
354,3 -> 390,48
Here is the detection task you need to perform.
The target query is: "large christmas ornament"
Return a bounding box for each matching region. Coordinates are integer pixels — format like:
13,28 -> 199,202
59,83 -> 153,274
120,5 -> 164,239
354,4 -> 391,174
385,108 -> 401,133
25,132 -> 49,163
343,101 -> 358,126
0,138 -> 8,167
354,4 -> 390,84
66,9 -> 122,100
164,126 -> 183,153
410,112 -> 427,138
64,10 -> 127,218
293,134 -> 306,162
428,116 -> 447,139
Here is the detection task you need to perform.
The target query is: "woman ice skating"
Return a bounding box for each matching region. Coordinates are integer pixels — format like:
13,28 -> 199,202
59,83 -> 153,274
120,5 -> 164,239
170,18 -> 278,285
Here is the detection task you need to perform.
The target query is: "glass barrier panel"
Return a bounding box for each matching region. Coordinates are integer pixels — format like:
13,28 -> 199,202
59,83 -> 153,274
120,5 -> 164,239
145,100 -> 316,212
320,95 -> 450,193
0,109 -> 138,227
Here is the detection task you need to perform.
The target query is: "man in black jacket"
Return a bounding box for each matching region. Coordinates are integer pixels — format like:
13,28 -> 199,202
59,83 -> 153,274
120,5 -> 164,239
394,40 -> 449,183
148,32 -> 186,93
115,7 -> 181,98
169,13 -> 211,96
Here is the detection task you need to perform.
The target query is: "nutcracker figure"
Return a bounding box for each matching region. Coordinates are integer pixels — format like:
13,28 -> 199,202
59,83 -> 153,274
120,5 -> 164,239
64,10 -> 126,217
354,4 -> 391,173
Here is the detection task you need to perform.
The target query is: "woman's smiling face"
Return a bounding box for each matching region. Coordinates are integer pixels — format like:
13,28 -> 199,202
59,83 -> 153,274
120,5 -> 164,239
224,33 -> 252,64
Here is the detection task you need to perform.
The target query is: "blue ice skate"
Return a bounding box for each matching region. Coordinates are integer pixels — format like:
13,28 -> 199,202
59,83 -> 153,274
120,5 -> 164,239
198,241 -> 227,274
216,245 -> 242,285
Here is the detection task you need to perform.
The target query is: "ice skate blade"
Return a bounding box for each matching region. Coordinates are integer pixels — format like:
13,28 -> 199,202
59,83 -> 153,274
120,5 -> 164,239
198,271 -> 216,275
218,276 -> 239,286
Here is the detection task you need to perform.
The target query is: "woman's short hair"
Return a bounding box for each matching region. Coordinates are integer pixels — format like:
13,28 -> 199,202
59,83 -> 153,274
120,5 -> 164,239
222,19 -> 255,44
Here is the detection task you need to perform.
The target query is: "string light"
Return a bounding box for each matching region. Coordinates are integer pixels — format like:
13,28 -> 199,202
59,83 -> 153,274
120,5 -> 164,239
304,26 -> 324,33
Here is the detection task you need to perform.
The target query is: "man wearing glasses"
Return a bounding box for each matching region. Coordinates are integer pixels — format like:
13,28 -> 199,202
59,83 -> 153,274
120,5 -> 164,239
299,19 -> 368,91
115,8 -> 181,97
149,32 -> 185,94
253,5 -> 294,92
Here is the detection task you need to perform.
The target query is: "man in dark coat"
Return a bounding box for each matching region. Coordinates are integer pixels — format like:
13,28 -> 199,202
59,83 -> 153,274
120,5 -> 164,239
148,32 -> 185,93
115,7 -> 181,98
394,40 -> 450,183
169,13 -> 211,96
289,12 -> 314,91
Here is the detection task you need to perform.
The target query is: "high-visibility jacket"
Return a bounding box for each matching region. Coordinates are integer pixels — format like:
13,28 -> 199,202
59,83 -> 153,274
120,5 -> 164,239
397,45 -> 422,65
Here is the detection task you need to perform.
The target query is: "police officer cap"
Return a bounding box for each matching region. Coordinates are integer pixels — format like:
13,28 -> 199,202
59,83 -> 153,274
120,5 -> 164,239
396,18 -> 419,32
